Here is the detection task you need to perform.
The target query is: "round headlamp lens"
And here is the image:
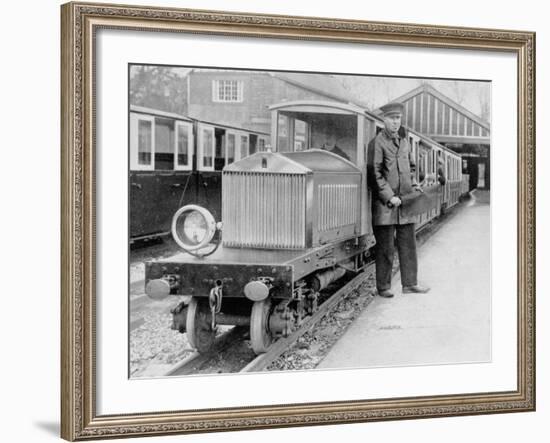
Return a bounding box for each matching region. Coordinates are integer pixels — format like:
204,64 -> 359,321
182,211 -> 207,245
171,205 -> 217,252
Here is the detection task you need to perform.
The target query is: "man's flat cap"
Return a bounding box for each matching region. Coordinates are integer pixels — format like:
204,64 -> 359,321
380,102 -> 405,116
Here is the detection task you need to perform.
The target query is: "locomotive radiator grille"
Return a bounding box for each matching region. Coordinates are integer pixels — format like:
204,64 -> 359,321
318,184 -> 359,231
222,172 -> 306,249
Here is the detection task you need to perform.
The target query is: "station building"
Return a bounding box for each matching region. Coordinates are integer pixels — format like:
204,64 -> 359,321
379,83 -> 491,190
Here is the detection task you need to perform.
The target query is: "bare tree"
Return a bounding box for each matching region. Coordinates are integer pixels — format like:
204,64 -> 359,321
130,66 -> 189,115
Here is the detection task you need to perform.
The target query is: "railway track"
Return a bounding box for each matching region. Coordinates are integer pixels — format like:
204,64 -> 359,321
156,197 -> 467,377
163,326 -> 251,376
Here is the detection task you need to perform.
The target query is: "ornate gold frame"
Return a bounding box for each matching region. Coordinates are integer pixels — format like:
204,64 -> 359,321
61,1 -> 536,440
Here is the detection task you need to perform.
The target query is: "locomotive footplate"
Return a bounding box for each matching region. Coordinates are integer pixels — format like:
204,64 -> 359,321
146,261 -> 294,299
145,233 -> 375,301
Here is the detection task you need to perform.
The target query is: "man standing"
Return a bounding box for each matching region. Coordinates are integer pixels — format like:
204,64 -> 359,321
367,102 -> 430,298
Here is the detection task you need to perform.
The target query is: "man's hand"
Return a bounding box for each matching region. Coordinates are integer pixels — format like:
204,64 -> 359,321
389,196 -> 402,207
413,185 -> 424,193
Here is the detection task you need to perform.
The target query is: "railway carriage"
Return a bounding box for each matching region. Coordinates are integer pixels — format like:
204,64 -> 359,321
143,100 -> 463,355
130,105 -> 269,242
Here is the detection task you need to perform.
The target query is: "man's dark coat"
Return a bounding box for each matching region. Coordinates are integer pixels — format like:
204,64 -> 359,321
367,128 -> 420,226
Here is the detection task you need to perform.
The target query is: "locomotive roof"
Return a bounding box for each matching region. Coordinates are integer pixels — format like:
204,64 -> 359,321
224,149 -> 360,174
270,99 -> 460,159
269,100 -> 368,116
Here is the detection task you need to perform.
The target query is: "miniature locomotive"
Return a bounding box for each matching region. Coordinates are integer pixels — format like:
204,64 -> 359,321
143,100 -> 464,354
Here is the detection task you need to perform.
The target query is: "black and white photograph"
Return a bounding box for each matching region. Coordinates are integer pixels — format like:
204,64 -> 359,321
128,66 -> 491,379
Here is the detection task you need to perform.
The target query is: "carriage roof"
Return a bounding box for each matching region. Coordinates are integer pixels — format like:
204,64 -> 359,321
130,104 -> 269,135
130,105 -> 193,122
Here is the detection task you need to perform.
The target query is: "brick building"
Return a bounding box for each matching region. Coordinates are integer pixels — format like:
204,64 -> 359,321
185,69 -> 363,135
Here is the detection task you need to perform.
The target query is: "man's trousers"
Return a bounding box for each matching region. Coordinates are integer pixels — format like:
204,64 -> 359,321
373,223 -> 418,291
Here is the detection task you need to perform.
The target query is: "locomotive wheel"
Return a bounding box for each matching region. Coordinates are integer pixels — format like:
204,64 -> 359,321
186,297 -> 215,353
250,299 -> 274,354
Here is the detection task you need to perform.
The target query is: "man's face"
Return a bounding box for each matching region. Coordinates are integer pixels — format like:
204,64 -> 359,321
383,113 -> 402,134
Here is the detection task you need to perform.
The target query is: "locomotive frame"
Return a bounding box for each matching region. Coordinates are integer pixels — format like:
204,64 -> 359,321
61,2 -> 535,441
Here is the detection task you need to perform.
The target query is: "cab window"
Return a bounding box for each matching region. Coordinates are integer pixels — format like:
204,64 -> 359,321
294,119 -> 308,151
277,115 -> 290,152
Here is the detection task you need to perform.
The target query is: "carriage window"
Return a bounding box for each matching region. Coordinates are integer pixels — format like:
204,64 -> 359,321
212,80 -> 243,103
226,132 -> 236,164
240,135 -> 249,159
412,139 -> 419,165
137,119 -> 153,166
201,127 -> 214,170
419,152 -> 426,183
175,122 -> 193,170
249,134 -> 257,155
130,113 -> 154,171
154,122 -> 174,170
214,128 -> 226,171
258,137 -> 266,152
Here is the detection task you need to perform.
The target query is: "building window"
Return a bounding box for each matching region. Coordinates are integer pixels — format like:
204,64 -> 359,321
212,80 -> 243,102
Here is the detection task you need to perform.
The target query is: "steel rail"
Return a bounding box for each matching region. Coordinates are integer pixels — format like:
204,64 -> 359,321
162,326 -> 248,376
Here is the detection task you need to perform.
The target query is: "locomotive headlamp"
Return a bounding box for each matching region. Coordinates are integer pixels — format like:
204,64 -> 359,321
172,205 -> 217,252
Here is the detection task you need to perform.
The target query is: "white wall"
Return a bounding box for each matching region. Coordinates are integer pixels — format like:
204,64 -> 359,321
0,0 -> 546,441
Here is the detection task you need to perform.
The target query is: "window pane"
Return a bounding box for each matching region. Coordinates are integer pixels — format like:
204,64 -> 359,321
154,123 -> 173,170
177,124 -> 189,166
240,136 -> 248,159
203,129 -> 213,168
278,115 -> 289,152
294,119 -> 307,151
213,79 -> 243,102
227,133 -> 235,164
138,120 -> 152,165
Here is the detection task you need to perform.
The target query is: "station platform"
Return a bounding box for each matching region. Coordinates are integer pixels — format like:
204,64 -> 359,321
318,191 -> 491,370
